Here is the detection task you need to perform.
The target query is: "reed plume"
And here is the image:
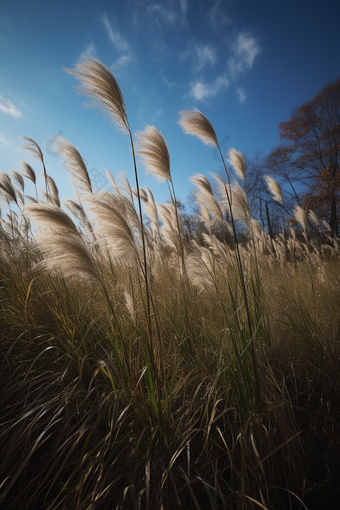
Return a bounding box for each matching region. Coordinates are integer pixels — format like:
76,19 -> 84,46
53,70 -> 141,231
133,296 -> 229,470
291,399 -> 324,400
11,170 -> 25,193
178,109 -> 218,147
179,109 -> 261,408
86,192 -> 138,263
309,210 -> 320,228
60,138 -> 92,194
22,161 -> 38,199
230,181 -> 251,228
264,175 -> 283,203
64,56 -> 129,134
0,173 -> 18,204
21,161 -> 36,184
20,137 -> 49,199
187,247 -> 218,295
66,56 -> 152,343
25,203 -> 99,282
143,186 -> 159,237
228,148 -> 246,180
294,205 -> 308,235
46,175 -> 60,207
136,125 -> 171,183
190,173 -> 213,195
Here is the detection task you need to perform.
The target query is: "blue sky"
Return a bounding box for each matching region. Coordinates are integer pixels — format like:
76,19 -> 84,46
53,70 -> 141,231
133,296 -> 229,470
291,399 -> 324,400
1,0 -> 340,209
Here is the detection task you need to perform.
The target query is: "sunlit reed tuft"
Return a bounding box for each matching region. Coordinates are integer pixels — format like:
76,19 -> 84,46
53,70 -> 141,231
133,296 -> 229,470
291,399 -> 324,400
178,109 -> 218,147
136,125 -> 172,182
264,175 -> 283,203
60,138 -> 92,194
65,56 -> 129,134
21,161 -> 36,185
228,148 -> 246,180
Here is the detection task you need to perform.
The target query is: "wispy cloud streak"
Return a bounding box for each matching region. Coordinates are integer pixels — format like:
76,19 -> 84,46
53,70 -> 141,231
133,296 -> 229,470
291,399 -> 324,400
181,42 -> 217,72
190,74 -> 229,101
0,95 -> 21,119
102,14 -> 129,52
229,32 -> 261,77
0,133 -> 9,145
237,87 -> 246,102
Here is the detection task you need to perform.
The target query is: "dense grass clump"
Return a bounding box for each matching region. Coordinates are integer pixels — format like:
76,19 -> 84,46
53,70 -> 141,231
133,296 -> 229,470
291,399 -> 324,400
0,57 -> 340,509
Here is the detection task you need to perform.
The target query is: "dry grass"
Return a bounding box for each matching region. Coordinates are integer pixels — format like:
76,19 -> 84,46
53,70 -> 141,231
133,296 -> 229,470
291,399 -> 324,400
0,57 -> 340,510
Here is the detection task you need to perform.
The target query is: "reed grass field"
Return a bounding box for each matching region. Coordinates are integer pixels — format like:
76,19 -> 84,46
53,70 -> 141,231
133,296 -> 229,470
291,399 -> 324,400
1,58 -> 340,509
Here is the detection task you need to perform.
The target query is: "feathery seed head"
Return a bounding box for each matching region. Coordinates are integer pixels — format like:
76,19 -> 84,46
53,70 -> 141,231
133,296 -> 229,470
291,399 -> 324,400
60,138 -> 92,194
322,219 -> 331,232
65,56 -> 129,134
136,125 -> 172,183
264,175 -> 283,203
21,162 -> 36,184
308,210 -> 320,228
86,193 -> 138,260
178,109 -> 218,147
231,181 -> 251,226
294,205 -> 307,233
250,218 -> 263,240
25,202 -> 99,283
11,170 -> 25,192
195,190 -> 224,221
227,148 -> 246,180
46,175 -> 60,207
20,137 -> 44,164
25,203 -> 78,232
0,173 -> 17,204
190,173 -> 213,195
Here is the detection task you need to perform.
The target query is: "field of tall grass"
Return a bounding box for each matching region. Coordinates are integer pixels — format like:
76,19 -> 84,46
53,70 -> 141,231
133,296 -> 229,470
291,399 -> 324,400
1,57 -> 340,509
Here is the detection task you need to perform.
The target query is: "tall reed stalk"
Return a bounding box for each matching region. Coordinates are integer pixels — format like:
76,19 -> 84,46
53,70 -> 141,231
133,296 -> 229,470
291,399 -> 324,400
178,110 -> 261,409
65,56 -> 153,355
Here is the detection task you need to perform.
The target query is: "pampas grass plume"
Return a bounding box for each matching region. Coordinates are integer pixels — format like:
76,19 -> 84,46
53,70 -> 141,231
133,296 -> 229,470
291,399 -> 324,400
264,175 -> 283,203
65,56 -> 129,134
136,125 -> 172,183
25,202 -> 99,283
190,173 -> 213,195
294,205 -> 307,233
178,109 -> 218,147
228,148 -> 246,181
11,170 -> 25,193
21,162 -> 36,185
60,138 -> 92,194
20,137 -> 44,164
0,173 -> 17,204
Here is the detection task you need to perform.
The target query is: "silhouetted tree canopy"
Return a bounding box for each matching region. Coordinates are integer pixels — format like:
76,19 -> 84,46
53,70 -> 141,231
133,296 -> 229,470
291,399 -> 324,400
265,78 -> 340,236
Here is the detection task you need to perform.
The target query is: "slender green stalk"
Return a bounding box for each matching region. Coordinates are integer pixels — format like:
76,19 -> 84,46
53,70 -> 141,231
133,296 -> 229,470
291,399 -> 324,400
218,144 -> 262,408
128,130 -> 153,344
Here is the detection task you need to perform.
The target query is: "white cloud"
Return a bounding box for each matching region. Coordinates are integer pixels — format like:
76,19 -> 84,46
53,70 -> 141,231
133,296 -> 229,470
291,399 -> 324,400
102,14 -> 130,52
83,42 -> 97,58
237,87 -> 246,102
111,54 -> 134,74
181,42 -> 217,72
0,95 -> 21,119
148,4 -> 177,25
0,133 -> 9,144
163,75 -> 177,89
180,0 -> 188,22
190,74 -> 229,101
144,1 -> 187,29
102,14 -> 134,74
229,32 -> 260,77
152,109 -> 162,120
208,1 -> 231,30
